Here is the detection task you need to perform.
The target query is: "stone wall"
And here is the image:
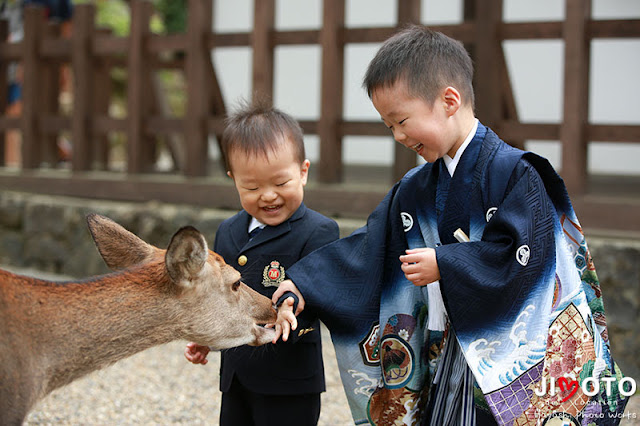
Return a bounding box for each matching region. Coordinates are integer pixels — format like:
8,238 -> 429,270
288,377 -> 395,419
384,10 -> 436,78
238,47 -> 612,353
0,190 -> 638,379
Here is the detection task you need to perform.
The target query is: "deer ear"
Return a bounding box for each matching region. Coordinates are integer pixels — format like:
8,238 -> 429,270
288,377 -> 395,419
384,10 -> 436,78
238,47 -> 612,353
87,213 -> 158,270
165,226 -> 208,287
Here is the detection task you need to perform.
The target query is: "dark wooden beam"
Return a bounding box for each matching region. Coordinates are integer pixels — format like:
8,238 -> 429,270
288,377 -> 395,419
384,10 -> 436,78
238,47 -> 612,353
273,30 -> 321,45
588,125 -> 640,143
42,24 -> 62,166
184,0 -> 212,176
252,0 -> 275,102
71,4 -> 96,171
588,19 -> 640,38
473,0 -> 503,129
21,6 -> 46,169
0,19 -> 8,165
392,0 -> 421,182
498,121 -> 560,141
318,0 -> 345,183
93,29 -> 113,170
560,0 -> 591,195
126,1 -> 154,174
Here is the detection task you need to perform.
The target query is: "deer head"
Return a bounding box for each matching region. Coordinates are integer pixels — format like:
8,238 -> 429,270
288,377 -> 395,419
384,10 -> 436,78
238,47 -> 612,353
86,213 -> 277,349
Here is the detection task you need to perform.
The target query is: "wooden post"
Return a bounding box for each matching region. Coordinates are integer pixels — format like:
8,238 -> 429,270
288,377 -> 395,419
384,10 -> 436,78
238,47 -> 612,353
473,0 -> 502,129
184,0 -> 212,176
93,29 -> 113,170
71,4 -> 95,171
21,6 -> 46,169
499,51 -> 525,150
318,0 -> 345,183
127,0 -> 154,174
560,0 -> 591,195
0,19 -> 8,166
252,0 -> 275,102
392,0 -> 421,182
42,23 -> 61,166
466,0 -> 522,149
209,59 -> 227,171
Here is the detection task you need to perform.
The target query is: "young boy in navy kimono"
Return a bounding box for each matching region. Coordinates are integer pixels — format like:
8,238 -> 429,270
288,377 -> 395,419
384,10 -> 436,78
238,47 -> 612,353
184,102 -> 339,426
274,25 -> 628,425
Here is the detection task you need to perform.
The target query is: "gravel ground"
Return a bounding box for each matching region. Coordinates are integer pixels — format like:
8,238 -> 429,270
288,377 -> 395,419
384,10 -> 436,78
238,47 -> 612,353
7,264 -> 638,425
25,326 -> 354,425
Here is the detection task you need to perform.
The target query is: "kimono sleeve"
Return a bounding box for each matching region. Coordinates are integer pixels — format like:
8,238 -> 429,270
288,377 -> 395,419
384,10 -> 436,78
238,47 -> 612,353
286,183 -> 400,336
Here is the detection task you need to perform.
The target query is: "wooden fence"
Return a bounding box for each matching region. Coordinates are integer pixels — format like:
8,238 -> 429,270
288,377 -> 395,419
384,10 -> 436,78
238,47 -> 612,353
0,0 -> 639,231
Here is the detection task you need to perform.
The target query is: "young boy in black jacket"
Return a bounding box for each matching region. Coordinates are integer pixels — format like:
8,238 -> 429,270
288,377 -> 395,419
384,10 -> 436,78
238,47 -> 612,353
184,102 -> 338,426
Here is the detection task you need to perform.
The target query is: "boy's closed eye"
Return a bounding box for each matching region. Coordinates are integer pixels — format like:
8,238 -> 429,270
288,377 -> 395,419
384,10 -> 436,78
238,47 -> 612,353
277,180 -> 291,187
384,118 -> 408,130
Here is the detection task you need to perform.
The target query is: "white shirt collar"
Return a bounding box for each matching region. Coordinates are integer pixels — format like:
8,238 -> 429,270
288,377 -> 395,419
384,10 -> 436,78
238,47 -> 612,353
442,119 -> 478,177
248,217 -> 266,234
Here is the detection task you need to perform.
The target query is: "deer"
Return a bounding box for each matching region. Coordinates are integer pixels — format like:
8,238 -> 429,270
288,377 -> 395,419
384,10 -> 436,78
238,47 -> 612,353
0,213 -> 277,425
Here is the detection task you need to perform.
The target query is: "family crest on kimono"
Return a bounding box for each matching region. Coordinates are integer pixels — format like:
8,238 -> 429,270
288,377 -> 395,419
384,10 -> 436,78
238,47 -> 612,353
273,24 -> 629,426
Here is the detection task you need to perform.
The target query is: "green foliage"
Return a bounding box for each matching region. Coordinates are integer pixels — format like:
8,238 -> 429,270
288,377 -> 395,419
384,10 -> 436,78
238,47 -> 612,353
154,0 -> 187,34
74,0 -> 131,36
73,0 -> 172,36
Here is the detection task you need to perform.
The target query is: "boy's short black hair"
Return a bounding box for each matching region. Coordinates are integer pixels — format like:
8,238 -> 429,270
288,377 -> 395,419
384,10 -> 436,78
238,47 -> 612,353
363,24 -> 475,109
221,99 -> 306,171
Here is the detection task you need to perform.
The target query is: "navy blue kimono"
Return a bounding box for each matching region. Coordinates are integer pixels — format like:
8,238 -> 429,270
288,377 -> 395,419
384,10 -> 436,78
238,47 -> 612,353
215,203 -> 338,396
286,123 -> 628,425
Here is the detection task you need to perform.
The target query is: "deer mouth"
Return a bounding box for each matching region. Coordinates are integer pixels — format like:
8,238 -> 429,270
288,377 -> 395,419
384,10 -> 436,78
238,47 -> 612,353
250,323 -> 276,346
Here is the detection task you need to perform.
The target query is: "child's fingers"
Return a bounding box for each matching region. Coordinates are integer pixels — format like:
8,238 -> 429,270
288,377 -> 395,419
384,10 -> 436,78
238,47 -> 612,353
405,247 -> 429,254
399,253 -> 421,264
406,274 -> 428,286
273,323 -> 282,344
401,262 -> 421,274
281,320 -> 291,342
288,312 -> 298,331
184,346 -> 207,364
295,298 -> 305,315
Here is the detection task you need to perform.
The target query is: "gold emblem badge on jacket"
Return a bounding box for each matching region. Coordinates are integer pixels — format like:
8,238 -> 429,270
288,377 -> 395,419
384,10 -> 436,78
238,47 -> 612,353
262,260 -> 285,287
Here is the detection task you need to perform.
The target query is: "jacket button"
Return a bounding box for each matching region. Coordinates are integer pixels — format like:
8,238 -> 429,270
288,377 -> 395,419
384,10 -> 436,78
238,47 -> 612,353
238,255 -> 247,266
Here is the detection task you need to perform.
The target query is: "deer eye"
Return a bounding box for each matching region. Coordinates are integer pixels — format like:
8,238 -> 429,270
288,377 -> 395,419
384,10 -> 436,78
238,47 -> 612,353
232,280 -> 241,291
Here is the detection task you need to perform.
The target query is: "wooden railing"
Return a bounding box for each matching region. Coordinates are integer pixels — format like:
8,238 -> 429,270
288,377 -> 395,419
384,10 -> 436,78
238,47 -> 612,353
0,0 -> 639,231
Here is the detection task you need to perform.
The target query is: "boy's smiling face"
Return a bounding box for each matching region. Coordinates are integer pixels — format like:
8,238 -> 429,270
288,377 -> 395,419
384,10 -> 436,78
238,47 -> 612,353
227,138 -> 310,227
371,79 -> 464,163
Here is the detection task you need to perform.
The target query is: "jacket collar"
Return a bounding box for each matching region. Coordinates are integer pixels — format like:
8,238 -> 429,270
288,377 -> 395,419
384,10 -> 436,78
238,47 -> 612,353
229,203 -> 308,253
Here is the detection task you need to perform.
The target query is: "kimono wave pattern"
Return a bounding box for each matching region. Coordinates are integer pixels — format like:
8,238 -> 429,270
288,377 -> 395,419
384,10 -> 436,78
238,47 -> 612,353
286,123 -> 628,425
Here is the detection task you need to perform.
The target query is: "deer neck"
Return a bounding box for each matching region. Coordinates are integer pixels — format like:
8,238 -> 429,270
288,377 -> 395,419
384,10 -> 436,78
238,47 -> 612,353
18,267 -> 181,393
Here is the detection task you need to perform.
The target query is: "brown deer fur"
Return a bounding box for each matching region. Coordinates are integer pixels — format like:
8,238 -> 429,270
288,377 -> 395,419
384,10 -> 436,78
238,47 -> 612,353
0,214 -> 277,425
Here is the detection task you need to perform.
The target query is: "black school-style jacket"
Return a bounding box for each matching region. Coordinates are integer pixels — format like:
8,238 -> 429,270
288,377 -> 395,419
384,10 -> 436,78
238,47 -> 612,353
215,203 -> 339,395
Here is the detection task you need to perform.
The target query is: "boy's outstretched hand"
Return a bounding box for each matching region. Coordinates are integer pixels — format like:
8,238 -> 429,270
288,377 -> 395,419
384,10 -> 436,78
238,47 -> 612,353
272,296 -> 298,343
399,247 -> 441,286
272,279 -> 305,315
184,342 -> 210,365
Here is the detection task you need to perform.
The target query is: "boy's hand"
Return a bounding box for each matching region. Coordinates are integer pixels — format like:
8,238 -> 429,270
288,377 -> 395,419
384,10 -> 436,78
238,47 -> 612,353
184,342 -> 210,365
271,279 -> 305,315
272,296 -> 298,343
399,247 -> 441,286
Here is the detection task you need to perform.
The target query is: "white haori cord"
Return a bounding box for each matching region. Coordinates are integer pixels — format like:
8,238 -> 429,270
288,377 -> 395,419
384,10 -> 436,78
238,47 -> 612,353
427,228 -> 471,332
